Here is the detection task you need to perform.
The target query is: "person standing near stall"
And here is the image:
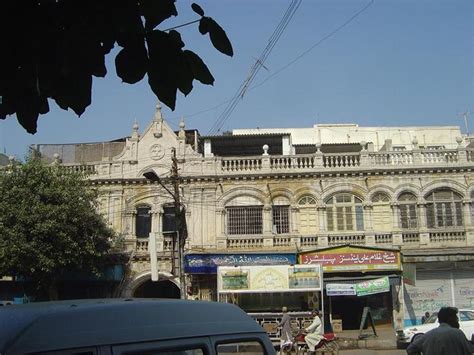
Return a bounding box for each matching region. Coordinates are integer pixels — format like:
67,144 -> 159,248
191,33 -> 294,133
279,306 -> 292,349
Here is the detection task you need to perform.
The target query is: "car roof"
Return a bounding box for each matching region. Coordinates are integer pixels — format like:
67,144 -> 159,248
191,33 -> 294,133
0,298 -> 266,354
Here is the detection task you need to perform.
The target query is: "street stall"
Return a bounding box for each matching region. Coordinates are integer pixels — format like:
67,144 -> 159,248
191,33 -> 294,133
299,245 -> 402,331
217,264 -> 323,342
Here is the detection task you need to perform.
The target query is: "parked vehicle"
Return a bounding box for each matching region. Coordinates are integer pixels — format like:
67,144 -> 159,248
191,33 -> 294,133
397,309 -> 474,348
0,298 -> 276,355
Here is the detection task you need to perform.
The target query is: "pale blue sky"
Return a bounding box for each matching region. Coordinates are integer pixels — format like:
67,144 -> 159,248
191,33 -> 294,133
1,0 -> 473,159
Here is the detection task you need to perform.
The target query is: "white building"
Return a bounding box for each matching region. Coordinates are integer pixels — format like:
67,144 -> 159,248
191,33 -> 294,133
33,103 -> 474,330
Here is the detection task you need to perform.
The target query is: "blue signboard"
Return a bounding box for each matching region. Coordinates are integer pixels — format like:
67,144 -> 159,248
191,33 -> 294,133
184,253 -> 297,274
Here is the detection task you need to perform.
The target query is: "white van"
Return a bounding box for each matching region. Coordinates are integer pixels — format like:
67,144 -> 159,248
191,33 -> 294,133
0,298 -> 276,355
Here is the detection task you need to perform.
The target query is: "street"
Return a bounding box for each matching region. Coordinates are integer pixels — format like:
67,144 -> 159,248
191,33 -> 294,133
341,350 -> 405,354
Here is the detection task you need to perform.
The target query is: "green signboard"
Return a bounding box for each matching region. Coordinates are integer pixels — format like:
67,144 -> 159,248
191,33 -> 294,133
355,276 -> 390,296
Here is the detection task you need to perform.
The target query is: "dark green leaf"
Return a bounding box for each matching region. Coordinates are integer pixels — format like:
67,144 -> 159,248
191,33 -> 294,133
184,50 -> 214,85
139,0 -> 178,31
199,17 -> 210,35
115,45 -> 148,84
207,17 -> 233,57
148,71 -> 177,111
176,54 -> 194,95
191,3 -> 205,16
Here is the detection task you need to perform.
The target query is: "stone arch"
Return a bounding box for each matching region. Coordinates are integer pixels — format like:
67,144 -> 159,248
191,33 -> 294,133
367,185 -> 395,202
393,184 -> 421,200
218,186 -> 266,208
268,187 -> 294,205
294,187 -> 320,205
136,164 -> 170,179
119,270 -> 180,298
421,180 -> 467,200
321,183 -> 367,203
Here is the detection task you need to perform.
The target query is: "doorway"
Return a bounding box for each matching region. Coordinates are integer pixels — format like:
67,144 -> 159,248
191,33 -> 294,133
133,279 -> 180,298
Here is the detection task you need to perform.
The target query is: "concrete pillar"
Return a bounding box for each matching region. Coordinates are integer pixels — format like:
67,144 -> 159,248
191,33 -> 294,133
418,203 -> 428,230
391,204 -> 401,230
282,135 -> 291,155
462,200 -> 472,227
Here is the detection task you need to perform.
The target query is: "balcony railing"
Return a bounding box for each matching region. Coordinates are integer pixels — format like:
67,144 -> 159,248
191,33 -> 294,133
67,147 -> 473,178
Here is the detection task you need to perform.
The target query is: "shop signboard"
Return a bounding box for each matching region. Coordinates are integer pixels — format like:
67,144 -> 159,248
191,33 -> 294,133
355,276 -> 390,296
217,264 -> 322,293
185,253 -> 296,273
299,246 -> 401,273
326,283 -> 356,296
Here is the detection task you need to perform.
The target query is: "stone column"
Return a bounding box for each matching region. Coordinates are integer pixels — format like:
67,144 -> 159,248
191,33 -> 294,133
317,205 -> 326,232
363,203 -> 373,231
291,206 -> 299,233
216,208 -> 227,249
391,203 -> 403,246
462,199 -> 472,228
122,209 -> 136,252
263,204 -> 273,235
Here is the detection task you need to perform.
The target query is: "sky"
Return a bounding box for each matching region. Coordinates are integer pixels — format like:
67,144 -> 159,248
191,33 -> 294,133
1,0 -> 473,159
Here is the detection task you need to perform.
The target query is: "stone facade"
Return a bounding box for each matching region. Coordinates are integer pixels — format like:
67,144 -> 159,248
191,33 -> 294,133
34,103 -> 474,328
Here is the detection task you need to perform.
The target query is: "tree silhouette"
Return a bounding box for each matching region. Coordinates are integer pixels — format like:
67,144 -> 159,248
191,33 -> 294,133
0,0 -> 233,134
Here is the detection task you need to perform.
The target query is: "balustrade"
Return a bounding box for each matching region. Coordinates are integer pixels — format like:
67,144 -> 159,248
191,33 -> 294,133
402,232 -> 420,244
300,236 -> 318,248
375,234 -> 393,244
323,153 -> 360,168
221,158 -> 262,172
430,231 -> 466,243
227,237 -> 264,249
60,164 -> 96,174
249,313 -> 312,343
421,150 -> 458,164
328,234 -> 365,246
274,236 -> 293,247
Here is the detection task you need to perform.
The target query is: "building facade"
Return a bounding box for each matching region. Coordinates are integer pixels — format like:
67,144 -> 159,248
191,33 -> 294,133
33,103 -> 474,329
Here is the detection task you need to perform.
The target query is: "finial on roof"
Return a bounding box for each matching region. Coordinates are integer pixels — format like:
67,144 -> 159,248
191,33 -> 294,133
154,101 -> 163,122
178,116 -> 186,139
133,118 -> 139,131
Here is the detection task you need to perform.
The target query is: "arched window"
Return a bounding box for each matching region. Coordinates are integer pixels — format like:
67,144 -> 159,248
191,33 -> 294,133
298,195 -> 317,235
326,193 -> 364,232
226,196 -> 263,235
398,192 -> 418,229
298,195 -> 316,205
371,192 -> 392,232
136,206 -> 151,238
426,189 -> 463,228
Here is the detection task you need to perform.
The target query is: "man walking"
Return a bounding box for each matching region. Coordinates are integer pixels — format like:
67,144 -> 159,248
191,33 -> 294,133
407,306 -> 473,355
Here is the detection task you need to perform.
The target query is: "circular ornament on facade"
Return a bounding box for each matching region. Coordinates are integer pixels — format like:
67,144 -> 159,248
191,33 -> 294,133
150,144 -> 165,160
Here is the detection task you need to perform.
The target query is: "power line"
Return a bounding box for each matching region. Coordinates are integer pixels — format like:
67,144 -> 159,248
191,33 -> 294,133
170,0 -> 374,126
207,0 -> 302,135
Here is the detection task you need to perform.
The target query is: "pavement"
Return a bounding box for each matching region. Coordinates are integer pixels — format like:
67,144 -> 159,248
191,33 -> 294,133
336,324 -> 397,350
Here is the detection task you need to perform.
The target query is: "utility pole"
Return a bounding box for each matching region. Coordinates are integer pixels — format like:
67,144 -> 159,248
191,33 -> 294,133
170,147 -> 187,299
143,148 -> 187,299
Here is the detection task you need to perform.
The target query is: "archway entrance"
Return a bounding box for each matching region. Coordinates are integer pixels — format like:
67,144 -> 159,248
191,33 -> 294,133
133,279 -> 181,299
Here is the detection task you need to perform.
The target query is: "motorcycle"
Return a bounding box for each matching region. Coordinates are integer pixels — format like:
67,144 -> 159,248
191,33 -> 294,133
280,330 -> 339,354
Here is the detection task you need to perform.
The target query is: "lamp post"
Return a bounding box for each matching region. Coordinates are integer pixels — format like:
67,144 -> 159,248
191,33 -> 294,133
143,164 -> 187,299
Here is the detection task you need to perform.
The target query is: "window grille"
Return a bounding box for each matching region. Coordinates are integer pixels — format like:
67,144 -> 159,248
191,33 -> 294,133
136,206 -> 151,238
226,206 -> 263,235
272,205 -> 290,234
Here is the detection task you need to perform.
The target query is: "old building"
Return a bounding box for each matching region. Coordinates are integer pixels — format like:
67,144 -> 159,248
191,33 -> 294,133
33,103 -> 474,330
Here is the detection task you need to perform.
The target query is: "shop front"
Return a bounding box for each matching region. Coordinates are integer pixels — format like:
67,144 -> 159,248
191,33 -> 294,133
299,245 -> 402,331
184,253 -> 296,302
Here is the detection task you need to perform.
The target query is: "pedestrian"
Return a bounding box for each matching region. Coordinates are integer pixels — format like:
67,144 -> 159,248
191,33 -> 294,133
304,309 -> 324,354
421,311 -> 430,324
407,306 -> 473,355
278,306 -> 292,350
